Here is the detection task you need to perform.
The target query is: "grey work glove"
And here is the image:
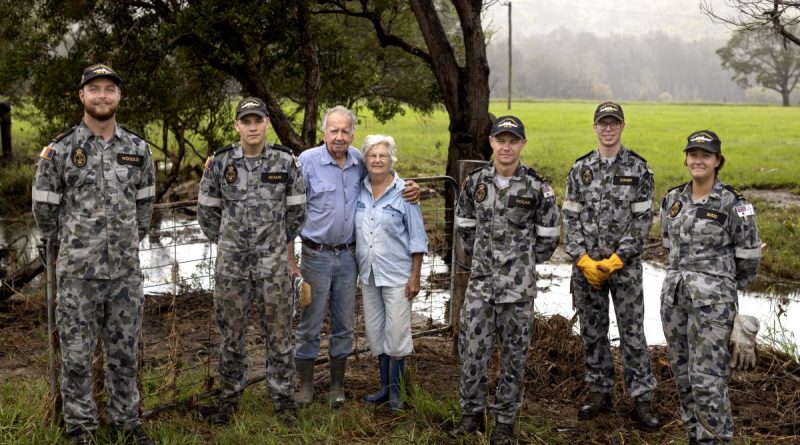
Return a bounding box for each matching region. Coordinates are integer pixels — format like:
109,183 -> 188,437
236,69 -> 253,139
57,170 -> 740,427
729,314 -> 759,371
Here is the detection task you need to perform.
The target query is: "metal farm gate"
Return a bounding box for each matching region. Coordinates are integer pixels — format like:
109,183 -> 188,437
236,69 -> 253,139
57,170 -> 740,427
128,176 -> 459,417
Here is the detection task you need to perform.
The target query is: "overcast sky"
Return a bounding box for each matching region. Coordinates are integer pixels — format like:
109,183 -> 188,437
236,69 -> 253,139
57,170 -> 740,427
482,0 -> 738,41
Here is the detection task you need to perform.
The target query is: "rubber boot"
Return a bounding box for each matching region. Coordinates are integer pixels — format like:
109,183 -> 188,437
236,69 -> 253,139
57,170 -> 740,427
363,354 -> 390,404
329,357 -> 347,407
294,358 -> 315,406
388,357 -> 405,412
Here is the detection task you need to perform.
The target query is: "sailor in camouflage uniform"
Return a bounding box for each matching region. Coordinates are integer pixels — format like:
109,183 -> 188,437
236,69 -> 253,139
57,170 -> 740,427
561,102 -> 660,430
32,64 -> 155,445
660,130 -> 761,445
451,116 -> 560,445
198,97 -> 307,425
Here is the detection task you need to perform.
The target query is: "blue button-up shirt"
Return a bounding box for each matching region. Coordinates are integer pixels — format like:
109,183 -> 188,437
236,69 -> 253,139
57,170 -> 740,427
298,144 -> 365,244
355,172 -> 429,287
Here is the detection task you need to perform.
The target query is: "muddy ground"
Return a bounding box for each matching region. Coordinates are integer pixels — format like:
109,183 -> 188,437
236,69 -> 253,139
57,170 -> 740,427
2,289 -> 798,444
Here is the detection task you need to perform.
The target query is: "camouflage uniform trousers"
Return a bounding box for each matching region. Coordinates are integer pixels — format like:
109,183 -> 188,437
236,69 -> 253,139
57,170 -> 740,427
662,279 -> 735,444
56,274 -> 144,431
214,273 -> 295,410
573,259 -> 656,400
458,294 -> 534,425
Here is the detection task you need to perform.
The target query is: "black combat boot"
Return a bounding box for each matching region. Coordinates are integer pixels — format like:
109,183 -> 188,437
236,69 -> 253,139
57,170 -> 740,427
577,391 -> 612,420
108,424 -> 155,445
208,399 -> 238,426
449,412 -> 485,438
65,426 -> 96,445
631,398 -> 660,431
489,421 -> 514,445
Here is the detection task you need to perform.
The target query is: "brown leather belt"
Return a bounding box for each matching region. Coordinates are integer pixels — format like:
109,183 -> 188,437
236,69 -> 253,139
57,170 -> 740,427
301,239 -> 355,252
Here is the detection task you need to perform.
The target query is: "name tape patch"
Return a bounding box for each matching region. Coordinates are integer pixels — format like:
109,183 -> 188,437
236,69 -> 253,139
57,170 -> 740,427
696,208 -> 727,226
262,172 -> 288,184
117,153 -> 144,167
509,195 -> 535,209
613,175 -> 640,186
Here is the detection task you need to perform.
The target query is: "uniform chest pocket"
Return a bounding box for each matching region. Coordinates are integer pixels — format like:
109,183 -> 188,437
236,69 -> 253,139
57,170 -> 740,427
258,183 -> 285,200
579,185 -> 602,204
115,166 -> 140,185
611,183 -> 639,203
507,206 -> 533,228
221,184 -> 247,201
692,209 -> 729,244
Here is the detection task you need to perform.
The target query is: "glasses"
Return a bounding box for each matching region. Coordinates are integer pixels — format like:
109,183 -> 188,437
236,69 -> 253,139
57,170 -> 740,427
595,120 -> 622,131
366,153 -> 391,161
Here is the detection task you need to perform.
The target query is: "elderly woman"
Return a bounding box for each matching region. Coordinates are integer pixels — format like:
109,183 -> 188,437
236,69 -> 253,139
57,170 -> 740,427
355,134 -> 428,412
660,130 -> 761,445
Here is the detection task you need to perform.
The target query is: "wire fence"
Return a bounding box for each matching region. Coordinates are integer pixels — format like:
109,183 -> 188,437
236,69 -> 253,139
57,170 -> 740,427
133,176 -> 458,416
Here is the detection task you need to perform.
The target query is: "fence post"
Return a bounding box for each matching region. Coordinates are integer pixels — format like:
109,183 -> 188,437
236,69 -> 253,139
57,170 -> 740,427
450,160 -> 486,354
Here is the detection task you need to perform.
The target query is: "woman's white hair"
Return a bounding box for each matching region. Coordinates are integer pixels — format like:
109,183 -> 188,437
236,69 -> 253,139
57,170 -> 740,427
361,134 -> 398,164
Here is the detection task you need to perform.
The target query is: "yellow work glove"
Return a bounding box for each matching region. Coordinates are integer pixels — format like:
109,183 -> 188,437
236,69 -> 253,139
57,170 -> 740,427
596,253 -> 624,275
729,314 -> 759,371
576,254 -> 608,290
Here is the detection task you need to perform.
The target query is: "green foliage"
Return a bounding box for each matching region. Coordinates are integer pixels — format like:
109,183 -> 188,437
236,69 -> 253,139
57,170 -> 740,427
717,27 -> 800,105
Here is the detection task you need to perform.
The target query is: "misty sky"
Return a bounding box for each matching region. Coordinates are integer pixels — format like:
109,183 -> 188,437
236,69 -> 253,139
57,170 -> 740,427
483,0 -> 738,41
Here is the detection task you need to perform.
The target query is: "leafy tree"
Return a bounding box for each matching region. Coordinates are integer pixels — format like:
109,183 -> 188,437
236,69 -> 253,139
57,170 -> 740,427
717,27 -> 800,106
701,0 -> 800,47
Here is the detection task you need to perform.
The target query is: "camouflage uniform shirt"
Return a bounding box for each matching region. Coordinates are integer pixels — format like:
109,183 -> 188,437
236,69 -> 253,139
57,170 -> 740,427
32,120 -> 156,278
562,146 -> 654,261
197,143 -> 307,278
660,179 -> 761,305
455,162 -> 560,303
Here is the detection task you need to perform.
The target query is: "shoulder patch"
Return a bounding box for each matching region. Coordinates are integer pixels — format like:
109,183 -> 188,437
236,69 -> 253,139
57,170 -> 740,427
575,150 -> 594,163
50,126 -> 76,144
214,144 -> 235,156
119,125 -> 146,142
39,145 -> 55,160
723,184 -> 745,201
270,144 -> 293,155
204,156 -> 214,170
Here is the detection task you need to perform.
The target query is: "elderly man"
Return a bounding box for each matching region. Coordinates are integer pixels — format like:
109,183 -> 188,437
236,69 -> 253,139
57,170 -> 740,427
198,97 -> 306,425
32,64 -> 156,445
292,106 -> 419,407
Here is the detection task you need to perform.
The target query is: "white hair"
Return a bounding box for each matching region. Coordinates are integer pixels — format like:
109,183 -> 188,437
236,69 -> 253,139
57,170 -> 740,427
321,105 -> 357,134
361,134 -> 398,165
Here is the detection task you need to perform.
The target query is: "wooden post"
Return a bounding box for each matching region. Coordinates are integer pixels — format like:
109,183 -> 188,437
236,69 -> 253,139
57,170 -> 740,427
0,102 -> 11,160
450,159 -> 486,354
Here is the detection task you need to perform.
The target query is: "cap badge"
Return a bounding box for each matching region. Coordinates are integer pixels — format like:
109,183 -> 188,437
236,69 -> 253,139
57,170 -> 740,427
690,133 -> 714,143
599,104 -> 618,113
240,100 -> 260,109
497,119 -> 518,128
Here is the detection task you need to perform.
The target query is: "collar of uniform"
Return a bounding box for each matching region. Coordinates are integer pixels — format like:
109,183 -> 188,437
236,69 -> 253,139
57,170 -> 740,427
590,145 -> 628,165
682,179 -> 723,202
483,163 -> 524,180
230,143 -> 244,159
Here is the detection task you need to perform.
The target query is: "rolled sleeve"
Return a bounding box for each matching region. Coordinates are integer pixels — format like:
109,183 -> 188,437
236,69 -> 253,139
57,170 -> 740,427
406,203 -> 429,254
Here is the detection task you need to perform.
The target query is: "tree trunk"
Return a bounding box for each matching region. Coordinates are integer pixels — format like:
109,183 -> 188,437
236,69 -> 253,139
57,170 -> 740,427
0,102 -> 11,161
782,88 -> 791,106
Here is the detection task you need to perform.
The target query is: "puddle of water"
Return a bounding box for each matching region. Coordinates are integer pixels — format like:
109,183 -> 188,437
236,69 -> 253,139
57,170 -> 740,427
535,262 -> 800,348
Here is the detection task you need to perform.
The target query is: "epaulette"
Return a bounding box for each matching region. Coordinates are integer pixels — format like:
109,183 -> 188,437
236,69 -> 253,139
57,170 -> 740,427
667,182 -> 688,194
214,144 -> 235,156
270,144 -> 293,155
525,166 -> 547,183
574,150 -> 594,163
625,147 -> 648,163
50,126 -> 77,144
724,184 -> 746,201
120,125 -> 146,141
468,161 -> 492,176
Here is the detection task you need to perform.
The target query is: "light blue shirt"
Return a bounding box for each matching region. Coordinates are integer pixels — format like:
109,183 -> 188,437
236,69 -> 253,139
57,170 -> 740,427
355,172 -> 429,287
298,144 -> 365,244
